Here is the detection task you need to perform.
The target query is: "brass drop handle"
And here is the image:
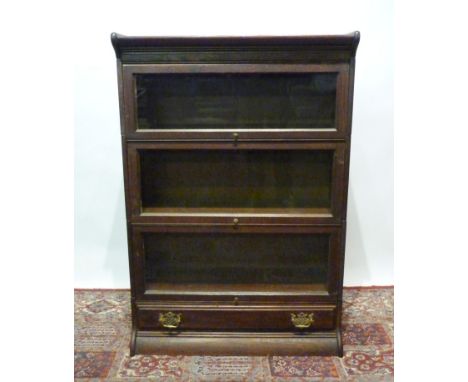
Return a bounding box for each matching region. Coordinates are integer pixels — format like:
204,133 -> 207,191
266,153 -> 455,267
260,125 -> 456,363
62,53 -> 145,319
159,312 -> 182,329
291,312 -> 314,329
233,132 -> 239,145
233,218 -> 239,228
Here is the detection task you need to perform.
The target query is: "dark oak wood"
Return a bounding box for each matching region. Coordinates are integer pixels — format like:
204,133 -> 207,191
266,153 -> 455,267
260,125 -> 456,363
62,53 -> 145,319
137,305 -> 336,331
111,32 -> 360,64
134,331 -> 340,356
111,32 -> 359,357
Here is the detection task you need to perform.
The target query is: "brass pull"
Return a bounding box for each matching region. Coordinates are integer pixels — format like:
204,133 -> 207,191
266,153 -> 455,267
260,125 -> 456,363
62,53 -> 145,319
233,132 -> 239,145
291,312 -> 314,329
233,218 -> 239,228
159,312 -> 182,329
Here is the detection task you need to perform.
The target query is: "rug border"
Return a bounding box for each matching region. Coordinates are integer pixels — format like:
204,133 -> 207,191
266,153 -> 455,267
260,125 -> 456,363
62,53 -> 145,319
74,286 -> 394,291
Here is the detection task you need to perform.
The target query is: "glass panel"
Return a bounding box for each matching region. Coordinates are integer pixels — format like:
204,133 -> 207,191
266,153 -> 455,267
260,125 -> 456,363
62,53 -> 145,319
143,233 -> 329,286
136,73 -> 337,130
140,150 -> 333,211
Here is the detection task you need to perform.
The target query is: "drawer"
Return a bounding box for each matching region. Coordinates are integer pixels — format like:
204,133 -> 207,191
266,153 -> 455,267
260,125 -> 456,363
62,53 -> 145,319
137,305 -> 336,331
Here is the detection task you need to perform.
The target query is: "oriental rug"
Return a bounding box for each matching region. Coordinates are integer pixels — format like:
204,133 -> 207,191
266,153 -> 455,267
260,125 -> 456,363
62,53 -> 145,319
75,287 -> 393,381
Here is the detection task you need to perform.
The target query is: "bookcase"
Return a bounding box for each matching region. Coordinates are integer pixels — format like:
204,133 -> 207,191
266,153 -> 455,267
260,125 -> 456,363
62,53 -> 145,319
111,32 -> 360,356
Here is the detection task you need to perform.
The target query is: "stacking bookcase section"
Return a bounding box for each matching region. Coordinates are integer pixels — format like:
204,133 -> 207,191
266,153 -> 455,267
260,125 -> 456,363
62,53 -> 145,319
130,225 -> 343,302
112,32 -> 360,357
127,142 -> 346,225
121,64 -> 350,141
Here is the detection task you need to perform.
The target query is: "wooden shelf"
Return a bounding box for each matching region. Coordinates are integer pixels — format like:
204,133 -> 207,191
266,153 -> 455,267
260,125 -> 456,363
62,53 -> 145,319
145,282 -> 329,296
141,207 -> 332,217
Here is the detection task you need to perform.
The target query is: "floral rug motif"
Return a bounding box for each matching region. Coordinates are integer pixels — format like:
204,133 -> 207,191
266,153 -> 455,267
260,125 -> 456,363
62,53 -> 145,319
75,287 -> 393,381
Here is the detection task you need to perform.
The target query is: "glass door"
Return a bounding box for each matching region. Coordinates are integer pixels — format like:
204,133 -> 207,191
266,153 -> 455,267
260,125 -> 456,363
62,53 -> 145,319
136,73 -> 337,130
122,64 -> 350,140
127,142 -> 345,224
132,225 -> 341,300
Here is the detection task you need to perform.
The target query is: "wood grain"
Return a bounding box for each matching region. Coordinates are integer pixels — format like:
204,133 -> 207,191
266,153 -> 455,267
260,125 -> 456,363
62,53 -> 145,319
111,32 -> 360,356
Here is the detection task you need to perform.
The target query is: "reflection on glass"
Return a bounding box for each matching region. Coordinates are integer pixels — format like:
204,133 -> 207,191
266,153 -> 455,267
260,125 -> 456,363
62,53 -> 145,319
144,233 -> 329,285
136,73 -> 337,130
140,150 -> 333,211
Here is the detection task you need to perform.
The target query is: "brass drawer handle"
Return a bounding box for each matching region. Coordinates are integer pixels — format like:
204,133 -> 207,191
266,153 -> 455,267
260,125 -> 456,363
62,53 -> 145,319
291,312 -> 314,329
159,312 -> 182,329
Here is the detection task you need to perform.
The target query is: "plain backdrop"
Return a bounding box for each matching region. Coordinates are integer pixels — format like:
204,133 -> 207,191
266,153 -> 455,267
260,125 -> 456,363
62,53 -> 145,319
5,0 -> 468,379
74,0 -> 393,288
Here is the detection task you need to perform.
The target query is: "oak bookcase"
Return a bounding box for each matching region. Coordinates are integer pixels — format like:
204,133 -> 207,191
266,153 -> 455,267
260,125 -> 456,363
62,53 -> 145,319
111,32 -> 360,356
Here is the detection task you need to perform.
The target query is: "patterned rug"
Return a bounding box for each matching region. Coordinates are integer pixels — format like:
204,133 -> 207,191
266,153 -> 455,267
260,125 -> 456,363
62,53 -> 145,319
75,287 -> 393,381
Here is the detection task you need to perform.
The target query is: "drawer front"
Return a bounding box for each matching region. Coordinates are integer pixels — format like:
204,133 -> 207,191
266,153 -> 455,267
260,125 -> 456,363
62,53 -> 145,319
137,306 -> 336,331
